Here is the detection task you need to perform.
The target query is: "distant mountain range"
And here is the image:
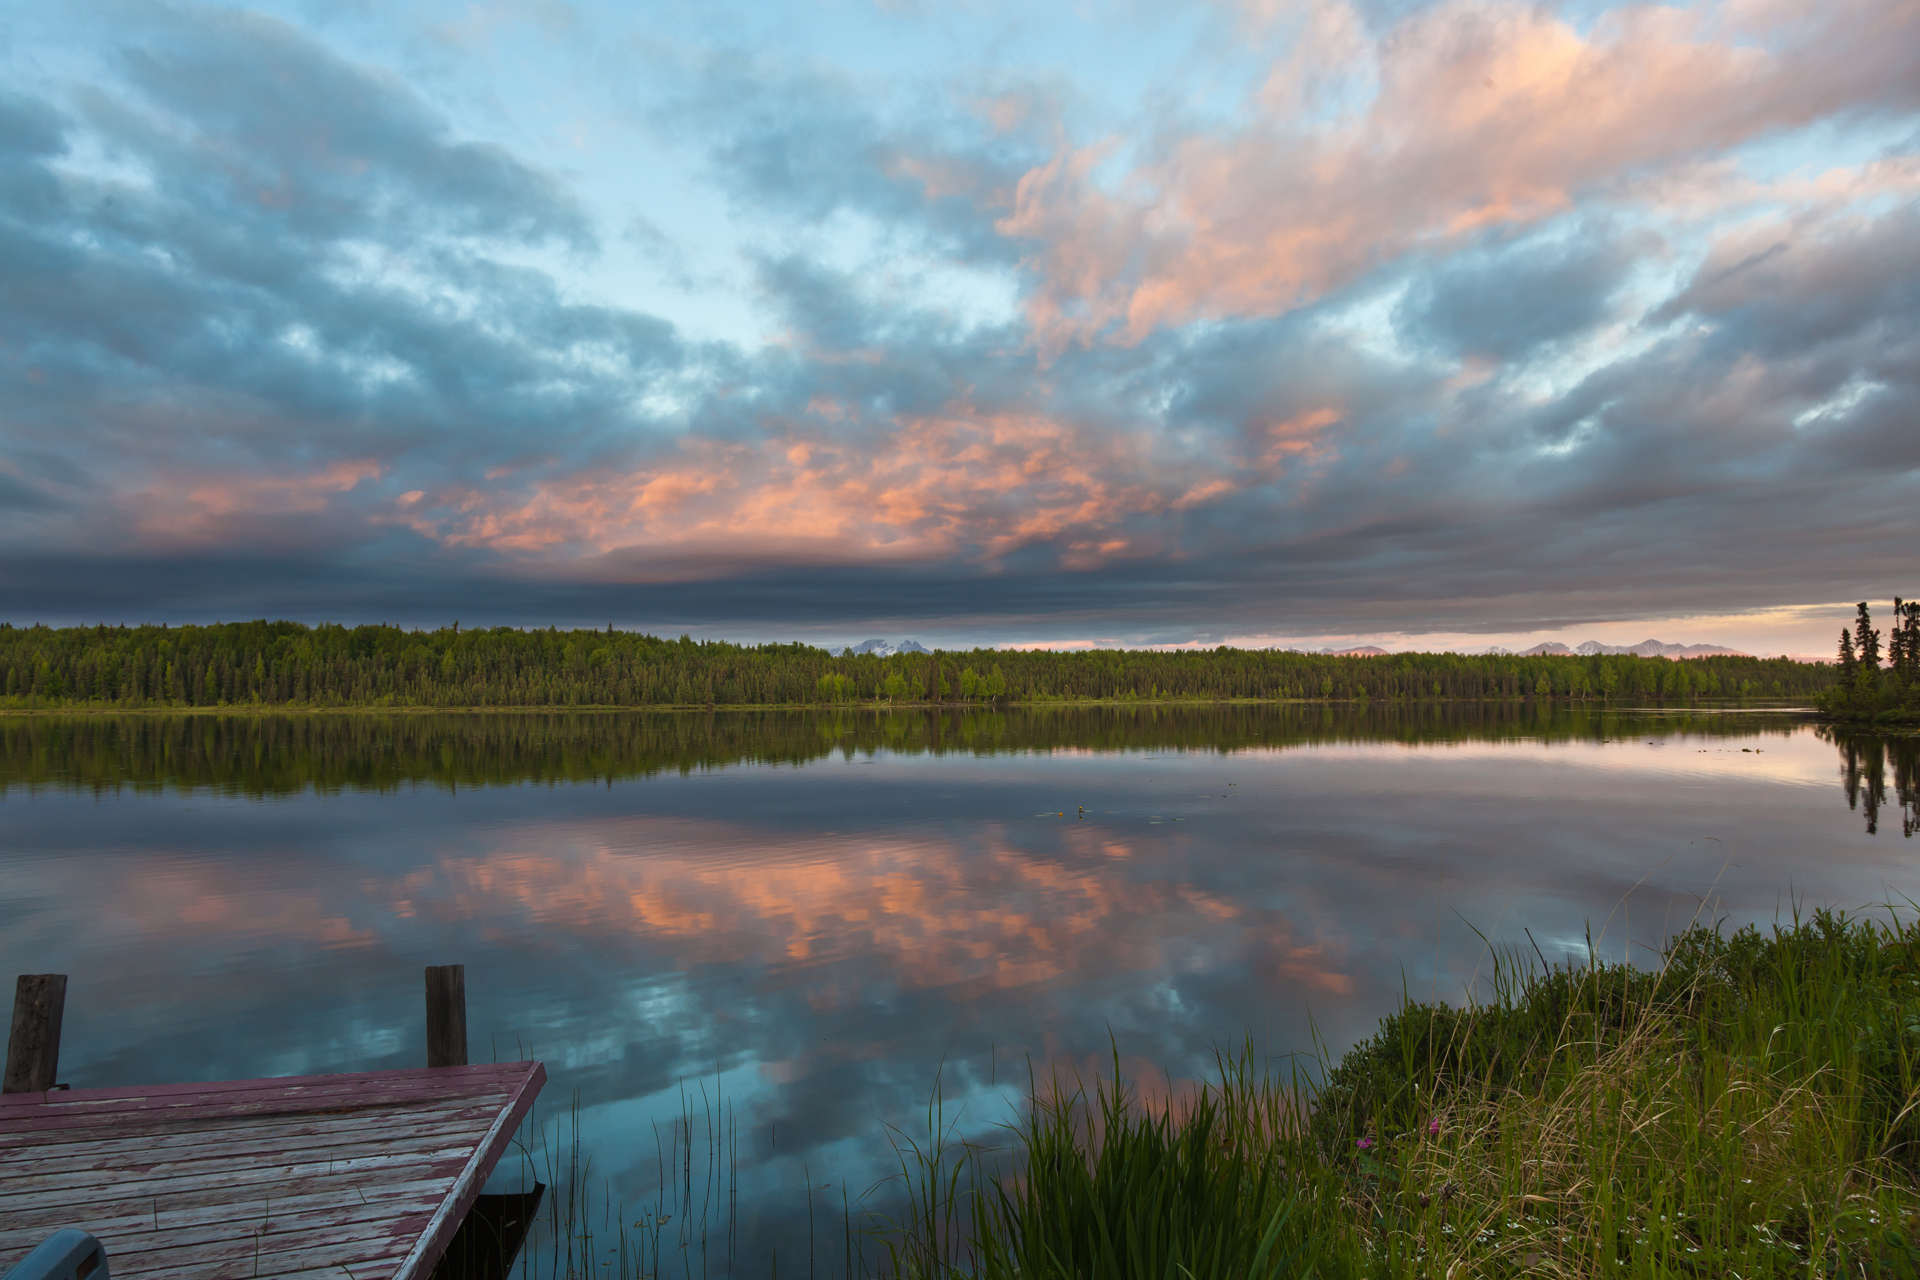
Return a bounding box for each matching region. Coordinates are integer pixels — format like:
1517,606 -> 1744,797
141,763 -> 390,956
1313,639 -> 1756,658
839,638 -> 930,658
1499,639 -> 1749,658
847,637 -> 1775,661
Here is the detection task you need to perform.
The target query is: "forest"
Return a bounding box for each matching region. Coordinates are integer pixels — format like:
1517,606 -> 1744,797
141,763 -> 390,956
0,619 -> 1834,711
1820,598 -> 1920,724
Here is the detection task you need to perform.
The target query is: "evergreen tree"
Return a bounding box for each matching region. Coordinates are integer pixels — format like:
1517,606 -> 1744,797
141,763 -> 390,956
1839,626 -> 1858,679
1854,602 -> 1882,679
1890,598 -> 1917,681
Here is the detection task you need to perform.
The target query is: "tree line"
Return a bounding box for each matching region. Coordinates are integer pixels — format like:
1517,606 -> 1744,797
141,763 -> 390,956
0,619 -> 1835,711
1822,598 -> 1920,724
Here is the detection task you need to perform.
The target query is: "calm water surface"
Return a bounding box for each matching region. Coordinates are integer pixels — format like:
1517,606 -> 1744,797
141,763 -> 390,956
2,705 -> 1915,1270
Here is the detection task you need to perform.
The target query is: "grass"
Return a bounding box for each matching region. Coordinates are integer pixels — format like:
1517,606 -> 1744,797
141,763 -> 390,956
503,1079 -> 742,1280
891,908 -> 1920,1279
499,907 -> 1920,1278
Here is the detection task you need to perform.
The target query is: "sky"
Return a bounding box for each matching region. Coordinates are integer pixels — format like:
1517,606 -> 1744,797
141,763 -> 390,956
1,0 -> 1915,656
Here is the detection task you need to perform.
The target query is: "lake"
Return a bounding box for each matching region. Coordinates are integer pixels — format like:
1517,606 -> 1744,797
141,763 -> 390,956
2,705 -> 1915,1274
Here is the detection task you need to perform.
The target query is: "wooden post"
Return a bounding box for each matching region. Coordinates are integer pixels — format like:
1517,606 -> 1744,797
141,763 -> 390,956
425,965 -> 467,1068
4,974 -> 67,1094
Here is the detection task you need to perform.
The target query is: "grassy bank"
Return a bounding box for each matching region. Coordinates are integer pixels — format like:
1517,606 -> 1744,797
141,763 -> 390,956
895,909 -> 1920,1279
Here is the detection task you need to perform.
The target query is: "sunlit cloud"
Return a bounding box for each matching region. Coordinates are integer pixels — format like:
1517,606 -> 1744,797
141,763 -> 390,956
0,0 -> 1913,648
1001,0 -> 1919,348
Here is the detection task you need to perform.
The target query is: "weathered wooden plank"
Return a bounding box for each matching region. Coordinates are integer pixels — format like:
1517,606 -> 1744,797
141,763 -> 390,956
0,1061 -> 529,1105
0,1104 -> 490,1172
65,1200 -> 427,1263
0,1149 -> 470,1215
94,1208 -> 432,1271
0,1175 -> 464,1251
0,1074 -> 524,1122
391,1061 -> 544,1280
1,1162 -> 468,1224
0,1072 -> 530,1137
2,1115 -> 491,1173
2,975 -> 66,1094
0,1062 -> 532,1117
128,1231 -> 417,1280
0,1074 -> 516,1120
0,1136 -> 483,1197
0,1096 -> 499,1143
0,1143 -> 473,1203
253,1257 -> 408,1280
0,1060 -> 543,1280
0,1103 -> 492,1150
136,1220 -> 426,1276
1,1098 -> 486,1153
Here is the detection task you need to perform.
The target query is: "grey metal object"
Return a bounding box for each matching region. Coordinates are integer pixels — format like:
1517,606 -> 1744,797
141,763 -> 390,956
2,1229 -> 107,1280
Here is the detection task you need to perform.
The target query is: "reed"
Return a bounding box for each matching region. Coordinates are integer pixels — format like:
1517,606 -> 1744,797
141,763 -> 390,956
508,1078 -> 741,1280
895,907 -> 1920,1278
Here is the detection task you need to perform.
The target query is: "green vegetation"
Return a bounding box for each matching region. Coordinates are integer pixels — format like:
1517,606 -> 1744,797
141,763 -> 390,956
0,619 -> 1832,710
0,703 -> 1813,798
897,910 -> 1920,1279
1822,599 -> 1920,726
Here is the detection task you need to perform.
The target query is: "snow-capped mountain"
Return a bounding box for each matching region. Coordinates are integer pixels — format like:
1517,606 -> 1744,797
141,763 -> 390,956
1510,639 -> 1750,658
1573,639 -> 1748,658
839,638 -> 931,658
1433,639 -> 1754,658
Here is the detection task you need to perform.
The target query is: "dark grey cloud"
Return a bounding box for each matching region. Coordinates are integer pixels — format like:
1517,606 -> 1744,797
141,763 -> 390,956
0,7 -> 701,551
1394,224 -> 1641,361
0,468 -> 65,514
653,49 -> 1038,266
111,7 -> 593,250
0,4 -> 1916,642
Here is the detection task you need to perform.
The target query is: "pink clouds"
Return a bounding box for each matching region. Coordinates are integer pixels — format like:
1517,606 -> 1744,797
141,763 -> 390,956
129,460 -> 383,547
999,0 -> 1920,349
392,403 -> 1316,575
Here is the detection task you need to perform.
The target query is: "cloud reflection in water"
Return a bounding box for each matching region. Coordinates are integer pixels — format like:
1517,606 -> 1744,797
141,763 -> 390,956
1,707 -> 1913,1263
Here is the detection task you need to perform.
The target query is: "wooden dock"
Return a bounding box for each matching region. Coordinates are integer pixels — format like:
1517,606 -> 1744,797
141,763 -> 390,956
1,970 -> 546,1280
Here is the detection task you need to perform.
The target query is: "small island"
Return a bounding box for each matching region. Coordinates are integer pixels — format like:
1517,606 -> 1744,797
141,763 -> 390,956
1820,600 -> 1920,727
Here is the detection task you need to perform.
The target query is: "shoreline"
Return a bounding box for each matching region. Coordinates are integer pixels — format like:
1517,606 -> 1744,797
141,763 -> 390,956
0,696 -> 1826,718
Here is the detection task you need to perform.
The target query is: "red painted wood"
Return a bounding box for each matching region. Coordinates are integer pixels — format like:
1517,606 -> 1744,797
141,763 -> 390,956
0,1176 -> 459,1249
391,1060 -> 545,1280
0,1061 -> 532,1107
3,1106 -> 491,1170
0,1061 -> 543,1280
0,1068 -> 531,1136
5,1147 -> 474,1209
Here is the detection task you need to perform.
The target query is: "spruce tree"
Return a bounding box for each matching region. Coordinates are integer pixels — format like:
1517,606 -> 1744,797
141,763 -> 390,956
1855,602 -> 1882,676
1839,626 -> 1858,679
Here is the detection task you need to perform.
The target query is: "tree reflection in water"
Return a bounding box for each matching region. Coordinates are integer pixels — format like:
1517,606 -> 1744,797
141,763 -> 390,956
1821,726 -> 1919,837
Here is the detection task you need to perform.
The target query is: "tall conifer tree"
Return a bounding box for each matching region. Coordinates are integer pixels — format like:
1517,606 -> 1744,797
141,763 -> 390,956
1855,602 -> 1882,675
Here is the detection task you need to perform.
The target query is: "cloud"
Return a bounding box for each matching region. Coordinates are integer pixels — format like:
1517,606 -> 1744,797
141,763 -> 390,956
998,0 -> 1920,349
110,7 -> 594,250
1393,222 -> 1643,361
0,0 -> 1914,647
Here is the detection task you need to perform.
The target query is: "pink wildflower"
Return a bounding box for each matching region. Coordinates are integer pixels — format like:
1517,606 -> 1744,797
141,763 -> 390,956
1356,1136 -> 1375,1150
